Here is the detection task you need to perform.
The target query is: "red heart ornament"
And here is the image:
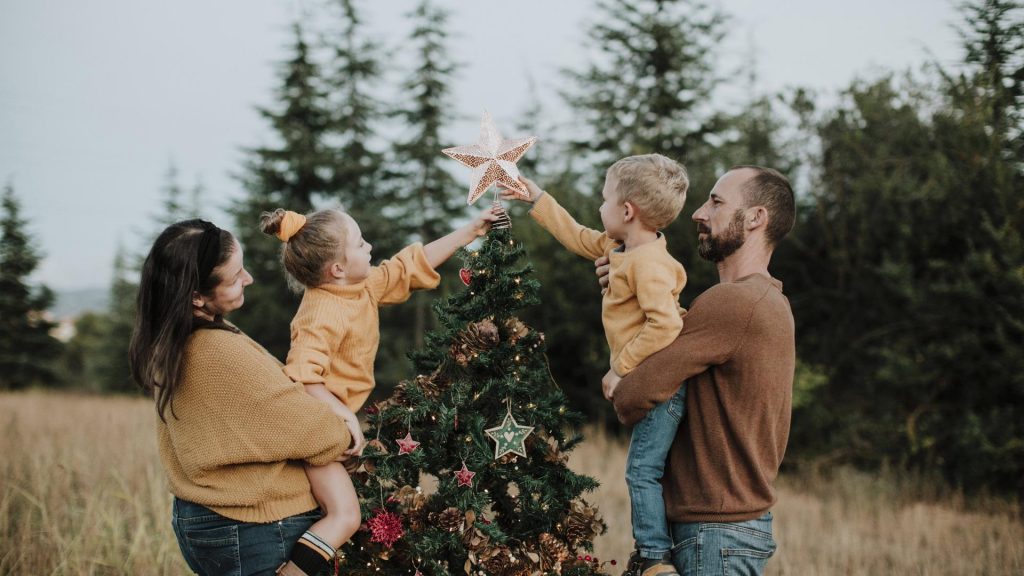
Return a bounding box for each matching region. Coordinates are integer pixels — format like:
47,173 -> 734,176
459,268 -> 472,286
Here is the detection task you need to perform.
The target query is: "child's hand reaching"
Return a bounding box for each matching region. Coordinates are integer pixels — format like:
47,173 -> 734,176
499,176 -> 545,204
424,208 -> 498,269
464,207 -> 498,239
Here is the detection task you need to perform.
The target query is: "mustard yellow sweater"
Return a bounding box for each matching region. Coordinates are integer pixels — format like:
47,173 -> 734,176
157,324 -> 352,523
530,193 -> 687,376
283,243 -> 441,412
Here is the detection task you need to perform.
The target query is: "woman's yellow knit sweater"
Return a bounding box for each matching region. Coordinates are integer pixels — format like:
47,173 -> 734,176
157,325 -> 352,523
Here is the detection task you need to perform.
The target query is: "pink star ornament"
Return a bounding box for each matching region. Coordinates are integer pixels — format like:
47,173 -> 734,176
454,462 -> 476,487
396,432 -> 420,455
442,111 -> 537,205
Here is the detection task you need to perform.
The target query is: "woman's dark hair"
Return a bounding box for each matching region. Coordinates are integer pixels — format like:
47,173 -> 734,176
129,219 -> 235,420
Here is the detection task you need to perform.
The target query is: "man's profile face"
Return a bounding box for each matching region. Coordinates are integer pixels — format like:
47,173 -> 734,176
693,170 -> 751,262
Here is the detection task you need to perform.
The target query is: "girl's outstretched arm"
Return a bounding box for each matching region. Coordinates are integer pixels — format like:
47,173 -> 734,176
423,208 -> 497,269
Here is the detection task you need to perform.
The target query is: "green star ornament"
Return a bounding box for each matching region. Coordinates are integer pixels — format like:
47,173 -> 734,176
485,409 -> 534,459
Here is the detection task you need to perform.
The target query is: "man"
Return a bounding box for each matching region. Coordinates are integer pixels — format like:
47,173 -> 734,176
600,166 -> 796,576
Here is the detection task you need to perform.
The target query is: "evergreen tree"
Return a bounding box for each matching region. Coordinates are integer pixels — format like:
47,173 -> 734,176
230,22 -> 338,359
0,183 -> 62,389
564,0 -> 727,163
94,243 -> 139,393
784,66 -> 1024,495
345,228 -> 609,576
564,0 -> 730,302
375,0 -> 467,385
60,311 -> 108,391
323,0 -> 388,247
957,0 -> 1024,161
505,90 -> 611,422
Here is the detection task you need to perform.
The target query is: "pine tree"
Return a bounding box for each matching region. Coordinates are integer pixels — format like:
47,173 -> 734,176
563,0 -> 730,302
564,0 -> 728,165
957,0 -> 1024,160
506,89 -> 611,422
0,182 -> 62,389
230,22 -> 338,359
345,228 -> 609,576
323,0 -> 388,247
94,243 -> 139,393
376,0 -> 468,385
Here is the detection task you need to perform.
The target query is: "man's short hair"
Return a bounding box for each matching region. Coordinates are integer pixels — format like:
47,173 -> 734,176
731,165 -> 795,245
608,154 -> 689,230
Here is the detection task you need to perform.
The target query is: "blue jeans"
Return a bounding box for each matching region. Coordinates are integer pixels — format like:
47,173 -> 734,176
670,513 -> 776,576
171,498 -> 325,576
626,384 -> 687,559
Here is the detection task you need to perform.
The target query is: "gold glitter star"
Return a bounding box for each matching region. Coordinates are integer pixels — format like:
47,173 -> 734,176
442,111 -> 537,205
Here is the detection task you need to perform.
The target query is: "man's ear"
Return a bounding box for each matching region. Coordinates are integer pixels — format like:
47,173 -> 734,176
747,206 -> 769,231
191,291 -> 204,308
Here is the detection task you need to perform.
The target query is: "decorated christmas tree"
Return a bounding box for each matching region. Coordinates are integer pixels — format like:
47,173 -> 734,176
342,219 -> 611,575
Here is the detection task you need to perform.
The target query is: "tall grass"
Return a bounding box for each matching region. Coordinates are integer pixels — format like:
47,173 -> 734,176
2,391 -> 1021,575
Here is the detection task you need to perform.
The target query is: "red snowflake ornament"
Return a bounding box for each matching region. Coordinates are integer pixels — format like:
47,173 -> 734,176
367,509 -> 404,548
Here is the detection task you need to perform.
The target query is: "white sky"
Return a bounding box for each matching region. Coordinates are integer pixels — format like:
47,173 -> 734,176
1,0 -> 962,290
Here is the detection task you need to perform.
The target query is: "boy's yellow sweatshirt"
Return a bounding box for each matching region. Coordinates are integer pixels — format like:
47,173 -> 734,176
283,243 -> 440,411
530,193 -> 686,376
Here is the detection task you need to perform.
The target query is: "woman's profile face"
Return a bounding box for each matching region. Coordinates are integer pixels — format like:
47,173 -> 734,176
200,239 -> 253,317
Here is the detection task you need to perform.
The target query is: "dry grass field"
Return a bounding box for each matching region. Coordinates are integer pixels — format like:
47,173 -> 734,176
2,391 -> 1021,575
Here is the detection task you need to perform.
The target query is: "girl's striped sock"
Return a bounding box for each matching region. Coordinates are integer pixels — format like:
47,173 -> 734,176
289,530 -> 335,575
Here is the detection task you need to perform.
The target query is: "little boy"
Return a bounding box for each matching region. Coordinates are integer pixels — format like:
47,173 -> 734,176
503,154 -> 689,576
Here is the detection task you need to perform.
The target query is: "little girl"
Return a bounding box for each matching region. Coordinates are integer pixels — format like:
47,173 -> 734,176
261,206 -> 495,576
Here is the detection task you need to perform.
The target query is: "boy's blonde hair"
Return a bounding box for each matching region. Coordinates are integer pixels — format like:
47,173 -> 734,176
259,208 -> 349,293
607,154 -> 689,230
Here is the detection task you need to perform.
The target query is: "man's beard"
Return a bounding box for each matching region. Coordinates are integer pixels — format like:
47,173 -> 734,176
697,209 -> 746,262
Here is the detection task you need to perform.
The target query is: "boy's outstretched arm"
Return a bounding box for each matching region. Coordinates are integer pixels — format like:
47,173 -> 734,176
422,208 -> 497,269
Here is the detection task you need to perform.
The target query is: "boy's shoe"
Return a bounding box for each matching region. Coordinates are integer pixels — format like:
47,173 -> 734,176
622,550 -> 679,576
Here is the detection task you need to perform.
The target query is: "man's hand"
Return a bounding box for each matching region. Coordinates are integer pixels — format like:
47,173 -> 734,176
499,176 -> 545,203
594,255 -> 610,294
602,368 -> 622,401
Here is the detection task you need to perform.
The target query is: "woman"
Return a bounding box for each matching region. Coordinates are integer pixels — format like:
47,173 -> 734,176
129,219 -> 352,576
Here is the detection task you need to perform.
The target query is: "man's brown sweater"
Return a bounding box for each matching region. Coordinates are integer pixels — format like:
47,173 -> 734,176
613,274 -> 794,523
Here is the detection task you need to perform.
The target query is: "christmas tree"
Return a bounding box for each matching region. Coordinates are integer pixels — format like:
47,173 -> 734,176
343,217 -> 611,576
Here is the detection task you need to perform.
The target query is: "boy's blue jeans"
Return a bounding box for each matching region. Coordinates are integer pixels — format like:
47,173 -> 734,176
625,384 -> 687,560
171,498 -> 326,576
669,513 -> 776,575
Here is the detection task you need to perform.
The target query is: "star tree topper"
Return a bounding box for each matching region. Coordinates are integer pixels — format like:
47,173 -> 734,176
442,111 -> 537,205
485,409 -> 535,459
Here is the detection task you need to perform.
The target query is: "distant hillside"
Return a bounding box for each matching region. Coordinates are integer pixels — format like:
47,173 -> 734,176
51,288 -> 109,319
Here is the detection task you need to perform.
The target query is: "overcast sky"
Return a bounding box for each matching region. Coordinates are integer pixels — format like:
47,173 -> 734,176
1,0 -> 962,291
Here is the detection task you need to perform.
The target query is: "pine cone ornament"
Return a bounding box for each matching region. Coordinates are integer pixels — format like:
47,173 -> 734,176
393,381 -> 411,404
481,545 -> 526,576
413,368 -> 447,398
391,485 -> 426,513
538,533 -> 571,565
562,500 -> 603,546
429,507 -> 464,533
504,317 -> 529,345
450,318 -> 501,365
